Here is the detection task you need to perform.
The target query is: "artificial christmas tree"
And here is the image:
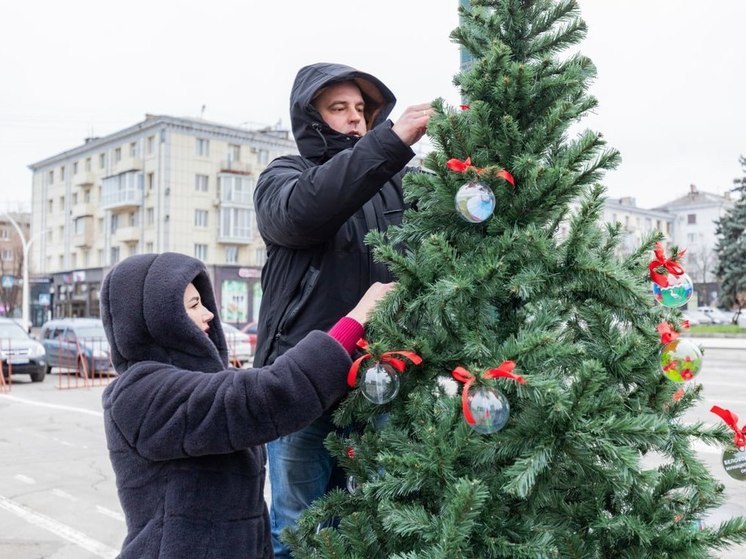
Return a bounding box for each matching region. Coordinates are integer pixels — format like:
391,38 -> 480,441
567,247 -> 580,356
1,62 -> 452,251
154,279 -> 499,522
286,1 -> 746,557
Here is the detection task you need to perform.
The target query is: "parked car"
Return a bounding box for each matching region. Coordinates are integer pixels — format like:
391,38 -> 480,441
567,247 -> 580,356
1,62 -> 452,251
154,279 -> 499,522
684,309 -> 716,325
0,317 -> 47,382
697,306 -> 730,325
222,322 -> 253,368
240,321 -> 258,355
680,311 -> 702,326
40,318 -> 113,377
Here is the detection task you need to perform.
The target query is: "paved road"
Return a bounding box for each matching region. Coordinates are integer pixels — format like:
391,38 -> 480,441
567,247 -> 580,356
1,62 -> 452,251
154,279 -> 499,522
0,342 -> 745,558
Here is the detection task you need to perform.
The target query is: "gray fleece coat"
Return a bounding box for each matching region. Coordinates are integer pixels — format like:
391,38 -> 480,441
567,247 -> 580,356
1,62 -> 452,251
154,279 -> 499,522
100,253 -> 352,558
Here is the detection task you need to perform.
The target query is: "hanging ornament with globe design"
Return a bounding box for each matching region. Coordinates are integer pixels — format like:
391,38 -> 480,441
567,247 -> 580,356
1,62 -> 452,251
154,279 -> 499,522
649,242 -> 692,308
451,361 -> 526,434
347,340 -> 422,405
658,322 -> 703,383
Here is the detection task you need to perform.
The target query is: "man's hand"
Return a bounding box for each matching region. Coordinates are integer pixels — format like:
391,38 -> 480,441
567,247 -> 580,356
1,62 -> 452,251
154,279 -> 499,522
392,103 -> 434,146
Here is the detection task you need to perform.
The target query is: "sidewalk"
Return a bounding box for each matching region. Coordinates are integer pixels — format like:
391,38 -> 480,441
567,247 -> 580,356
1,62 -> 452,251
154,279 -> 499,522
682,335 -> 746,350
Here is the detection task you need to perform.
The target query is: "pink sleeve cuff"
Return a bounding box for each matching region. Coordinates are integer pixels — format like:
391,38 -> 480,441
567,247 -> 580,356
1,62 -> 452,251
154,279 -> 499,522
327,316 -> 364,355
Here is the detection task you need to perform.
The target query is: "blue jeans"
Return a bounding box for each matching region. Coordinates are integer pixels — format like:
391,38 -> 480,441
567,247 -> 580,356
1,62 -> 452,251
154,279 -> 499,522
267,413 -> 344,559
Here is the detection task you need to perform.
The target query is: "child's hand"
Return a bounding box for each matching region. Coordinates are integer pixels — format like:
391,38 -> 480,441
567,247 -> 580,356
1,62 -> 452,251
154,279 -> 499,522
346,282 -> 396,325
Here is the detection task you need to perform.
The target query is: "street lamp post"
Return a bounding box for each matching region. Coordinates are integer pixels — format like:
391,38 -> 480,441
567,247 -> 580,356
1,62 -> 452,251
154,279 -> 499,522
3,213 -> 43,332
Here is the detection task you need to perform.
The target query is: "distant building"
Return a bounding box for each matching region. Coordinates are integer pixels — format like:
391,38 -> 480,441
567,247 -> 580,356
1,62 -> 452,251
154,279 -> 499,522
654,184 -> 733,283
0,212 -> 30,318
28,114 -> 297,323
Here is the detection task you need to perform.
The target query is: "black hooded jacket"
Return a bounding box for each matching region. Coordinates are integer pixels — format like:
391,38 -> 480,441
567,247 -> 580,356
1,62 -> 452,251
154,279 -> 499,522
254,63 -> 415,367
100,252 -> 353,558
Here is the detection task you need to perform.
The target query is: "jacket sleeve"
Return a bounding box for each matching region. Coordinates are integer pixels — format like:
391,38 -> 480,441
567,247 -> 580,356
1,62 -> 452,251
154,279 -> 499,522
255,121 -> 414,249
106,331 -> 352,461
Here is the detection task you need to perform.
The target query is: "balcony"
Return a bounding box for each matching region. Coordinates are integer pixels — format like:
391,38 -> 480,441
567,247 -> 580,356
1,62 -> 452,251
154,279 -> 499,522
114,157 -> 143,173
74,171 -> 95,187
113,226 -> 141,243
73,220 -> 94,248
220,160 -> 252,174
71,202 -> 95,218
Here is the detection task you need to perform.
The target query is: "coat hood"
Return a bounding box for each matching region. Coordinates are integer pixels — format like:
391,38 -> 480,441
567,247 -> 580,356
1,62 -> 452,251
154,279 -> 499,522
290,62 -> 397,161
100,252 -> 228,374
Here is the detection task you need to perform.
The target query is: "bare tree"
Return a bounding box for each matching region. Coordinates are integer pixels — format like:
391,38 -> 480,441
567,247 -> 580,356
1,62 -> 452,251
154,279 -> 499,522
0,242 -> 23,316
684,243 -> 718,283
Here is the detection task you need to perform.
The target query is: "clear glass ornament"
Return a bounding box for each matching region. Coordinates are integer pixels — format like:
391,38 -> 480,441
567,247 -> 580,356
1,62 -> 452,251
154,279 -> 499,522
660,338 -> 703,383
454,181 -> 495,223
346,475 -> 359,494
652,273 -> 693,308
468,386 -> 510,434
361,362 -> 400,404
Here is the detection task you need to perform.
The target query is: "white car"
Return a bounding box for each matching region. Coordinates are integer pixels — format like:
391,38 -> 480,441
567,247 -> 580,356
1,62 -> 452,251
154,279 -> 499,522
222,323 -> 253,368
697,306 -> 730,325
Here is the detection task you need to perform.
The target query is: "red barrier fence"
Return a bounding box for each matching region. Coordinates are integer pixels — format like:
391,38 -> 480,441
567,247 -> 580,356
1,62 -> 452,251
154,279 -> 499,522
52,336 -> 115,390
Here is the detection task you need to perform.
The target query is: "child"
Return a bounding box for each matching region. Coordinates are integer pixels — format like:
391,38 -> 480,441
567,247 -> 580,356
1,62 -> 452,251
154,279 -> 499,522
100,252 -> 392,558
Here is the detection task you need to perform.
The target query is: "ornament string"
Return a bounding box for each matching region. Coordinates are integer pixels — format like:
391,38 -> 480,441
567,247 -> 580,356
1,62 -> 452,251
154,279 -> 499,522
451,361 -> 525,425
711,405 -> 746,448
649,242 -> 686,287
657,322 -> 680,344
446,157 -> 515,187
347,339 -> 422,388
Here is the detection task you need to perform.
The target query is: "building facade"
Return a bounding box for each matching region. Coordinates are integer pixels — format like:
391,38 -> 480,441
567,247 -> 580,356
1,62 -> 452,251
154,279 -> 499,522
28,114 -> 297,325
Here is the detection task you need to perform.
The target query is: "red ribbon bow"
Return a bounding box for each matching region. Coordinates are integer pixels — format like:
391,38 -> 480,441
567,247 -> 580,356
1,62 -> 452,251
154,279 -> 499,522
460,104 -> 470,110
451,361 -> 525,425
711,406 -> 746,448
657,322 -> 679,345
649,242 -> 686,287
347,339 -> 423,388
446,157 -> 516,187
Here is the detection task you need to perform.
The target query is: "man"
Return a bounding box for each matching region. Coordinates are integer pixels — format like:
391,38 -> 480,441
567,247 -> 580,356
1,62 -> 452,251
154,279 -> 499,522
253,62 -> 432,558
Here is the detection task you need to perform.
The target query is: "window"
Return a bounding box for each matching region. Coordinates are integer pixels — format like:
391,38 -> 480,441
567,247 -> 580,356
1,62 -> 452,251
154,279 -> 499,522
219,207 -> 252,240
194,209 -> 209,227
110,246 -> 120,265
195,174 -> 209,192
85,157 -> 92,171
72,192 -> 78,205
71,253 -> 77,268
129,141 -> 138,157
98,218 -> 104,233
147,172 -> 154,190
687,214 -> 697,224
60,166 -> 66,181
687,232 -> 697,243
228,144 -> 240,162
225,246 -> 238,263
73,161 -> 79,174
146,207 -> 154,225
218,174 -> 253,204
128,211 -> 139,226
84,189 -> 91,203
114,147 -> 122,163
146,242 -> 154,252
110,213 -> 119,233
48,170 -> 54,183
196,138 -> 209,156
194,244 -> 208,261
98,249 -> 104,265
258,149 -> 269,165
0,228 -> 8,240
255,247 -> 266,267
1,249 -> 13,261
59,196 -> 65,209
99,153 -> 106,169
147,136 -> 155,155
48,199 -> 53,213
74,217 -> 86,235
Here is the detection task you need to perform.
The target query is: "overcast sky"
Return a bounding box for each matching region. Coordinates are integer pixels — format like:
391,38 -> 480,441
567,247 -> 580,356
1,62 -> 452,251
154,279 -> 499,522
1,0 -> 744,212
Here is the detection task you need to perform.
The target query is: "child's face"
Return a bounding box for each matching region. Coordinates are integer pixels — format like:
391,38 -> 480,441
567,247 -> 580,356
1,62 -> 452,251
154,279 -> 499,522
184,283 -> 214,334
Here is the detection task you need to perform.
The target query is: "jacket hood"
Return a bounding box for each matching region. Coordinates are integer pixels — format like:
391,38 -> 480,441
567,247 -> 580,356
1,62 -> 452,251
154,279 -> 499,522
100,252 -> 229,374
290,62 -> 397,161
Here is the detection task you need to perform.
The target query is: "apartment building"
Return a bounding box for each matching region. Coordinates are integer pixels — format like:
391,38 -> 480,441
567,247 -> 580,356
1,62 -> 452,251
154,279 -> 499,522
654,184 -> 734,282
28,114 -> 297,325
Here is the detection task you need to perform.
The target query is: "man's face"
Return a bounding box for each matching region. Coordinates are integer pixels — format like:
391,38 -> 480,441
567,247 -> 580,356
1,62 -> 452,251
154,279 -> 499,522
312,81 -> 367,137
